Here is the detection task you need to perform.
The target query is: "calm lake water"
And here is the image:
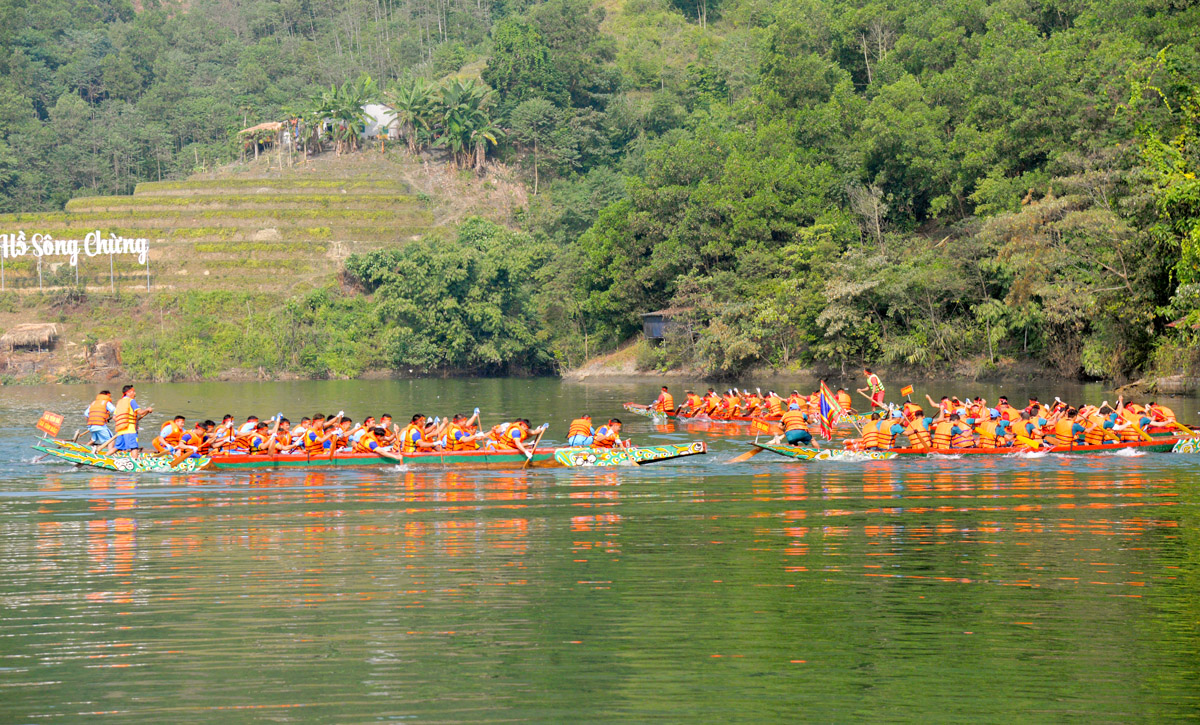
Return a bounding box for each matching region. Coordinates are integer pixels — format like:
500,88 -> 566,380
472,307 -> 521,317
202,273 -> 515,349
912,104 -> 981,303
2,378 -> 1199,721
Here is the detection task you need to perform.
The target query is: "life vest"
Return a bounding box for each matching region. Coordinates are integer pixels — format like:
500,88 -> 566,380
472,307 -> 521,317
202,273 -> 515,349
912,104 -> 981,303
593,425 -> 618,448
1013,421 -> 1042,448
780,410 -> 807,433
932,421 -> 954,450
902,402 -> 921,420
806,394 -> 820,421
939,401 -> 955,417
1002,406 -> 1021,423
687,393 -> 703,410
836,391 -> 852,410
160,421 -> 183,446
875,419 -> 899,449
1054,419 -> 1078,446
112,396 -> 136,435
567,418 -> 593,438
303,428 -> 328,455
766,396 -> 783,416
975,420 -> 999,448
495,423 -> 529,450
248,432 -> 272,454
860,419 -> 881,450
866,373 -> 883,394
86,397 -> 111,426
396,424 -> 422,453
1117,416 -> 1143,442
1084,417 -> 1110,446
745,395 -> 761,410
275,431 -> 291,450
655,393 -> 674,412
354,432 -> 381,453
951,425 -> 974,448
1150,404 -> 1175,422
902,418 -> 931,449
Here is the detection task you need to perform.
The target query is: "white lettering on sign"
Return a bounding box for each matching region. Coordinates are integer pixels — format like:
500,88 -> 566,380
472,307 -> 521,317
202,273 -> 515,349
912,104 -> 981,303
0,230 -> 148,266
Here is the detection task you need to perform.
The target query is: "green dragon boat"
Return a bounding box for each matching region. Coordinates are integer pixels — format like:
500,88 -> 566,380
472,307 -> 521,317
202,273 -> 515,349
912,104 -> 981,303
34,439 -> 707,472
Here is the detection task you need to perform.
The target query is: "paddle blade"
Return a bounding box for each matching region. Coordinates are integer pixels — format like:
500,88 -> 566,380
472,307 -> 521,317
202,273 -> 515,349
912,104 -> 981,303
726,447 -> 764,464
169,450 -> 192,467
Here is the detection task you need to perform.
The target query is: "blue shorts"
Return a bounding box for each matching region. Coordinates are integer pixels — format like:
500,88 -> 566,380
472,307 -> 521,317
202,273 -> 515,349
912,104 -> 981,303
89,427 -> 113,444
567,434 -> 594,447
785,429 -> 813,445
112,433 -> 140,451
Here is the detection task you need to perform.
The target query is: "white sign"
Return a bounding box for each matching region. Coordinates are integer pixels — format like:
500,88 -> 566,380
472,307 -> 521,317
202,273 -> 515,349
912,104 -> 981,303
0,231 -> 149,266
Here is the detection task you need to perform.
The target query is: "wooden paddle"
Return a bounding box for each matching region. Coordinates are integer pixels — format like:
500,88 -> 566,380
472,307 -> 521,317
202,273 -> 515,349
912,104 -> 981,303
726,446 -> 764,464
168,448 -> 195,468
522,425 -> 548,469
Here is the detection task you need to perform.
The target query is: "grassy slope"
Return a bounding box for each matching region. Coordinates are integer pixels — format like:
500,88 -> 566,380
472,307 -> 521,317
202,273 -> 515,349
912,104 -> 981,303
0,150 -> 529,383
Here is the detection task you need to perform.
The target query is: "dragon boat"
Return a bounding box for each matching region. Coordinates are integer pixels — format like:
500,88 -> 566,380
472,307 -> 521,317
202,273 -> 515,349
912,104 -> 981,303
750,435 -> 1200,462
33,438 -> 707,473
623,402 -> 870,428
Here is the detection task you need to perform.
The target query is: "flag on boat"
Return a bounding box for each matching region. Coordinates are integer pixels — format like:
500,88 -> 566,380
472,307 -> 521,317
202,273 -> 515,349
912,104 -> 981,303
818,381 -> 844,439
750,418 -> 773,435
901,384 -> 914,397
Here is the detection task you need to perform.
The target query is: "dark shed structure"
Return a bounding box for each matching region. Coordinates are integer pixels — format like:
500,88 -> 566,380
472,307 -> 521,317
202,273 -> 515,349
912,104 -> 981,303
641,308 -> 691,341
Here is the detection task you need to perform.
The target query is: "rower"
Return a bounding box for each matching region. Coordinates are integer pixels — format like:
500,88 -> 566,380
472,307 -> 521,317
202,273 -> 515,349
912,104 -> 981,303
237,416 -> 260,437
902,408 -> 933,450
491,419 -> 543,455
210,415 -> 237,452
1048,407 -> 1087,447
764,391 -> 784,419
446,413 -> 483,451
871,412 -> 906,451
1011,411 -> 1044,449
566,415 -> 594,447
84,390 -> 116,447
593,419 -> 627,449
932,413 -> 970,450
152,415 -> 186,454
678,390 -> 702,416
354,426 -> 403,462
974,409 -> 1008,449
399,414 -> 441,453
702,389 -> 721,417
273,418 -> 294,452
179,420 -> 215,456
651,386 -> 675,414
1147,402 -> 1177,425
1083,410 -> 1118,445
836,388 -> 854,413
302,413 -> 338,456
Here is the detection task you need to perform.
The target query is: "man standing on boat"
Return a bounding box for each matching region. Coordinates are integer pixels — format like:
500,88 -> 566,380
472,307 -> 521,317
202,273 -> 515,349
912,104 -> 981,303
83,390 -> 116,447
107,385 -> 152,455
858,368 -> 886,409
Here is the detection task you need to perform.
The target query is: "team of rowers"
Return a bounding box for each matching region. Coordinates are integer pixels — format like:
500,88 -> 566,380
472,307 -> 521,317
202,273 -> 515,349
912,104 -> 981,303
646,385 -> 857,420
81,385 -> 630,460
643,381 -> 1185,450
782,394 -> 1183,451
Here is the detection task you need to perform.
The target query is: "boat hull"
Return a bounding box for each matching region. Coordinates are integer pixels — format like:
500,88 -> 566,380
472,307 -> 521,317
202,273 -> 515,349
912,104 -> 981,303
34,439 -> 707,472
753,436 -> 1192,460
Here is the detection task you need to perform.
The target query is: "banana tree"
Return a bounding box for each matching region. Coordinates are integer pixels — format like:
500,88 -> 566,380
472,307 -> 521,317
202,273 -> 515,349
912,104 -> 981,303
385,77 -> 436,154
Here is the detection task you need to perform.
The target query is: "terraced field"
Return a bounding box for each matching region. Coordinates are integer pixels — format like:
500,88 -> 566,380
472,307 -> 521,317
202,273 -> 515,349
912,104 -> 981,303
0,175 -> 432,292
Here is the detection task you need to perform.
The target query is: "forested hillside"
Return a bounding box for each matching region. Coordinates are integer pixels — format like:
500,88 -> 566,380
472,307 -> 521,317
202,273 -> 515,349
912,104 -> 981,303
0,0 -> 1197,381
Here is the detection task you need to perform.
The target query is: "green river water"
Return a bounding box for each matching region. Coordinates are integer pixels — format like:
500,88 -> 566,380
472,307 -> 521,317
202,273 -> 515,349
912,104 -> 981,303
1,378 -> 1199,721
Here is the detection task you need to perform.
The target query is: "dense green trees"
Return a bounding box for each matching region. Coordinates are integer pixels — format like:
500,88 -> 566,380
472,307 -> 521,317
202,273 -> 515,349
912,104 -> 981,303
1,0 -> 1198,380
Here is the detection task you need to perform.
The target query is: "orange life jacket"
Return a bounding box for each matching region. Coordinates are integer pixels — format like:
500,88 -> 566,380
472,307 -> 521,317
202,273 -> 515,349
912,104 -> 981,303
951,424 -> 975,448
1084,417 -> 1110,446
161,421 -> 184,446
398,423 -> 424,453
1054,418 -> 1078,446
875,419 -> 899,449
354,432 -> 381,453
975,420 -> 999,448
836,391 -> 852,410
303,427 -> 328,455
593,425 -> 618,448
567,418 -> 593,437
905,418 -> 932,449
780,410 -> 807,433
86,397 -> 111,426
112,396 -> 136,434
860,419 -> 881,449
932,421 -> 954,449
655,393 -> 674,412
766,396 -> 783,416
